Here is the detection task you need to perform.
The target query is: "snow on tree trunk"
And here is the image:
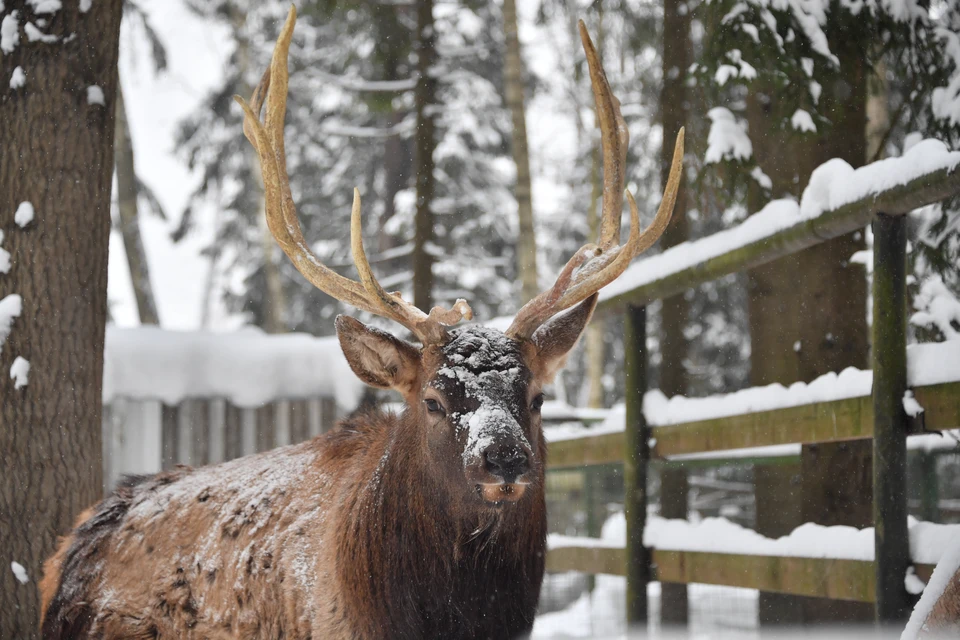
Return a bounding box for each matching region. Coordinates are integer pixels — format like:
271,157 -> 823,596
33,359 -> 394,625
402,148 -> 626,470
0,1 -> 123,636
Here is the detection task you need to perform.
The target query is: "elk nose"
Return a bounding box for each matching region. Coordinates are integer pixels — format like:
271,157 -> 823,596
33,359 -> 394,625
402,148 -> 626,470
483,444 -> 530,481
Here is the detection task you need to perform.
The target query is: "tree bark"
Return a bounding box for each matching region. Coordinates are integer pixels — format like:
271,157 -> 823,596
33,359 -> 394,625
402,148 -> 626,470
0,2 -> 123,636
230,6 -> 285,333
503,0 -> 539,304
114,81 -> 160,325
658,0 -> 692,623
413,0 -> 438,312
746,29 -> 872,626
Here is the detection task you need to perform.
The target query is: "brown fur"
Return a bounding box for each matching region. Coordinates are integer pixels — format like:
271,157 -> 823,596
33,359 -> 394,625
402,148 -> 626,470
40,507 -> 94,624
920,564 -> 960,636
41,301 -> 595,639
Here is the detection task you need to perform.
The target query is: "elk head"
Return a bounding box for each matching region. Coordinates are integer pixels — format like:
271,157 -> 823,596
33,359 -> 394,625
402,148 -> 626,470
236,7 -> 683,506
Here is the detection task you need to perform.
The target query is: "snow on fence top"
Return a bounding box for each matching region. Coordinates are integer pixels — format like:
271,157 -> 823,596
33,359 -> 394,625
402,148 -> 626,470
548,512 -> 960,566
102,327 -> 366,409
544,339 -> 960,444
598,139 -> 960,305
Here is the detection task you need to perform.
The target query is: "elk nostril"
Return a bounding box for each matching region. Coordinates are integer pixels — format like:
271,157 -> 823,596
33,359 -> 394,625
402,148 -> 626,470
483,446 -> 530,479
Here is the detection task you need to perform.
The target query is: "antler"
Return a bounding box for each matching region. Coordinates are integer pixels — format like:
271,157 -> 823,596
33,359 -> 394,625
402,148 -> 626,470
234,6 -> 472,345
506,20 -> 684,341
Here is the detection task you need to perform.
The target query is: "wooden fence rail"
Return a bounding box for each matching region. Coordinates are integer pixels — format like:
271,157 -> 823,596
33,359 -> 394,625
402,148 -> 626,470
547,380 -> 960,469
545,546 -> 937,604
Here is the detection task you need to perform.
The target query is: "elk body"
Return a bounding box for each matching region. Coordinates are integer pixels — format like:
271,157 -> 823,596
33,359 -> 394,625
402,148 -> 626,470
40,8 -> 683,639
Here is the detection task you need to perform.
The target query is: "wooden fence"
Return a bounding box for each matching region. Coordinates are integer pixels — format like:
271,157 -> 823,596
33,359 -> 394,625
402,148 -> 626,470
542,153 -> 960,625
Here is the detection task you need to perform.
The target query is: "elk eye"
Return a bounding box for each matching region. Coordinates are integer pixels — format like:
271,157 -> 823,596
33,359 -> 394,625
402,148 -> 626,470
530,394 -> 545,413
425,398 -> 444,414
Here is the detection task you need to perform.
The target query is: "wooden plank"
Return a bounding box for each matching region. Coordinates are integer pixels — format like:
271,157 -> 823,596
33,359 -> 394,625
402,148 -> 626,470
208,398 -> 226,465
161,404 -> 179,470
654,551 -> 876,603
321,397 -> 337,434
307,398 -> 323,437
224,402 -> 244,461
549,432 -> 624,469
623,304 -> 650,624
290,400 -> 310,443
545,382 -> 960,468
596,164 -> 960,316
546,546 -> 939,605
241,408 -> 257,456
872,212 -> 912,623
916,382 -> 960,431
652,394 -> 874,458
275,399 -> 291,447
547,545 -> 625,576
256,404 -> 275,452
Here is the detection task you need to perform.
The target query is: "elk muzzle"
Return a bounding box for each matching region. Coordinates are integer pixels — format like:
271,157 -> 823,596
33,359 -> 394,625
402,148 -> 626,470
462,403 -> 534,504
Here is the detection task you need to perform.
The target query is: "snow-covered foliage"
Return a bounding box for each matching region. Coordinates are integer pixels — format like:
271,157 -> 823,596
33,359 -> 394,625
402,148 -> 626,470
102,326 -> 365,408
705,107 -> 752,164
912,275 -> 960,341
174,0 -> 520,334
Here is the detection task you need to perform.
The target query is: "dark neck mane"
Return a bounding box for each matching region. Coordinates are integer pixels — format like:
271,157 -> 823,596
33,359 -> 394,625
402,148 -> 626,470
334,411 -> 546,640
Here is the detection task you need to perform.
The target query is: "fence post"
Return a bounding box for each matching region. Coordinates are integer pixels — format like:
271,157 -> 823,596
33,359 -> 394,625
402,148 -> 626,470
872,212 -> 911,624
624,304 -> 650,626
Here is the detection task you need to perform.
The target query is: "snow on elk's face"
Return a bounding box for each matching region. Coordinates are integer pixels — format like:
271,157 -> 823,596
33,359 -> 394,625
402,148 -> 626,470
425,326 -> 541,505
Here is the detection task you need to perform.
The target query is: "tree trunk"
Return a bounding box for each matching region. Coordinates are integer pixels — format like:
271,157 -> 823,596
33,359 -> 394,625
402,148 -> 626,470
658,0 -> 692,623
412,0 -> 438,312
503,0 -> 538,304
0,2 -> 123,636
232,8 -> 285,333
114,81 -> 160,325
746,30 -> 872,626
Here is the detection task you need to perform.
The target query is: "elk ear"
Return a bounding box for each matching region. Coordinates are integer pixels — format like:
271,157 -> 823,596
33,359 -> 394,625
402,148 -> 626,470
526,294 -> 598,383
336,316 -> 422,394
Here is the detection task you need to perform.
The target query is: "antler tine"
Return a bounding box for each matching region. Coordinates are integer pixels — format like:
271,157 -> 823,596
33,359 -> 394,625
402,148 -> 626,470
236,6 -> 472,345
350,189 -> 472,343
579,20 -> 629,250
506,22 -> 685,342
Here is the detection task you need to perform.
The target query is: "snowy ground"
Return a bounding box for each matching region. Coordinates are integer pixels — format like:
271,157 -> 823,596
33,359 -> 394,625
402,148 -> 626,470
534,577 -> 760,639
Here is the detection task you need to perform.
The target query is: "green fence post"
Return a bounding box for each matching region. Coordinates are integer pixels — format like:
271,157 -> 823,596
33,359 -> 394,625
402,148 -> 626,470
872,213 -> 911,625
624,304 -> 650,626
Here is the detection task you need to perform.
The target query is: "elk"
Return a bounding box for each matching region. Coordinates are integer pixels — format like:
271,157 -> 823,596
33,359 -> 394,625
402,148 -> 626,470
40,7 -> 683,639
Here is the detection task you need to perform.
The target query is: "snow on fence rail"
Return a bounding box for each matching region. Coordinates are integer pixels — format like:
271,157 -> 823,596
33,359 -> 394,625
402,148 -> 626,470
545,514 -> 960,603
597,139 -> 960,313
100,327 -> 366,490
545,340 -> 960,468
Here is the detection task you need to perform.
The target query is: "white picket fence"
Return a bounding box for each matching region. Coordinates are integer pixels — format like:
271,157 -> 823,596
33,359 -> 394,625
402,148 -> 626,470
101,396 -> 340,490
100,326 -> 366,490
